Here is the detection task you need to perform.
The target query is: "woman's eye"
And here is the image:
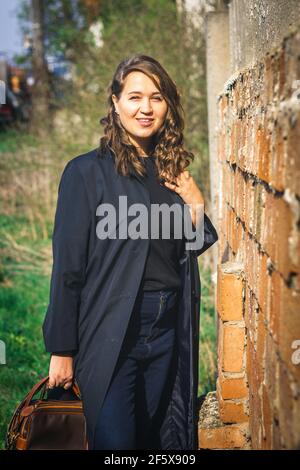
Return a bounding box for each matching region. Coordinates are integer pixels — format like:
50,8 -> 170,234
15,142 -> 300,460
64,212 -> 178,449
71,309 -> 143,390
129,96 -> 163,101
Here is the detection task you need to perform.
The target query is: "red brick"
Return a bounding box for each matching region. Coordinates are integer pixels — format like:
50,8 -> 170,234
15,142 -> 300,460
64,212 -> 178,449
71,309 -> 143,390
244,178 -> 256,234
268,270 -> 282,343
222,324 -> 245,372
278,361 -> 298,449
261,384 -> 272,449
199,425 -> 247,449
217,318 -> 224,375
217,263 -> 244,321
244,284 -> 251,331
270,126 -> 286,192
219,396 -> 249,423
256,304 -> 267,370
217,371 -> 248,400
232,217 -> 243,254
264,333 -> 280,423
229,120 -> 238,165
257,252 -> 270,316
263,193 -> 294,279
257,123 -> 271,182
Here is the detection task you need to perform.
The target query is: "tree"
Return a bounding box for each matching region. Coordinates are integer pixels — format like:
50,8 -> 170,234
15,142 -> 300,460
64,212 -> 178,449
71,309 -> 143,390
30,0 -> 51,135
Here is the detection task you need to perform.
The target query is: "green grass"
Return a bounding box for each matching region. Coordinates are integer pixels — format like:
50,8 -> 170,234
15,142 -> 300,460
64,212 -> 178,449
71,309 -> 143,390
0,209 -> 54,449
0,260 -> 51,450
0,128 -> 39,154
198,264 -> 218,397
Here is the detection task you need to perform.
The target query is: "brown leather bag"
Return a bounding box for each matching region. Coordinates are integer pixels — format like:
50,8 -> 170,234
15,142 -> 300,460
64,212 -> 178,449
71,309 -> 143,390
5,376 -> 88,450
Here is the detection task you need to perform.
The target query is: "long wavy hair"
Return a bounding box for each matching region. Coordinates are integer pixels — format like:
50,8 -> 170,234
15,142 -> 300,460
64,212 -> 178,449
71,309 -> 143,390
98,54 -> 195,182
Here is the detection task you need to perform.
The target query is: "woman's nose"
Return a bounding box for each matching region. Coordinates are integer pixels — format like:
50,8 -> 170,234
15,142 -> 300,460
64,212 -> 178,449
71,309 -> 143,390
140,99 -> 153,113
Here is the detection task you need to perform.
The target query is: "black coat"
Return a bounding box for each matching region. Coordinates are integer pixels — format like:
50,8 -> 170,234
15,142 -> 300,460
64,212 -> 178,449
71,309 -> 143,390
42,146 -> 218,450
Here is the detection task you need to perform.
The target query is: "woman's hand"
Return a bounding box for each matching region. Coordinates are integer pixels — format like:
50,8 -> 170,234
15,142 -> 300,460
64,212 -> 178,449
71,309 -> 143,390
48,355 -> 74,390
163,170 -> 205,227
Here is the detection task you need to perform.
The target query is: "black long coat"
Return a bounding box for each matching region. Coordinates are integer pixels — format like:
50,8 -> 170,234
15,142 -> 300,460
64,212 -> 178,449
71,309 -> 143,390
42,146 -> 218,450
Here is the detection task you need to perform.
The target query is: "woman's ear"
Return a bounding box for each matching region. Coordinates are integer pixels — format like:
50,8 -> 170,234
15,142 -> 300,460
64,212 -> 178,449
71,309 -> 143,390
112,94 -> 119,115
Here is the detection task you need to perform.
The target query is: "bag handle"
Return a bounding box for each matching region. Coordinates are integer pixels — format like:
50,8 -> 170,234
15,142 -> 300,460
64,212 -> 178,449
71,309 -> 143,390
24,376 -> 81,407
40,376 -> 82,401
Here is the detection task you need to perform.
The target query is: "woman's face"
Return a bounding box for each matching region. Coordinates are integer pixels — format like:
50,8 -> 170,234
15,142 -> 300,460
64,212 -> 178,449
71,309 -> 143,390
112,71 -> 168,155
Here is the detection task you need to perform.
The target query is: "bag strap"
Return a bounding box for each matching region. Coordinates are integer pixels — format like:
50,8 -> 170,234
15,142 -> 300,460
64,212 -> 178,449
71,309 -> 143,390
24,376 -> 49,406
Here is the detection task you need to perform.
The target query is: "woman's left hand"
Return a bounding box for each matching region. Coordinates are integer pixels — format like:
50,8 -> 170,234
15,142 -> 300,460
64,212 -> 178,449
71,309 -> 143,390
163,170 -> 205,226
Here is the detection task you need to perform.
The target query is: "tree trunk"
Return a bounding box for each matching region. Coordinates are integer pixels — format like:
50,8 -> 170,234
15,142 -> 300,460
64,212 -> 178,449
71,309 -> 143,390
30,0 -> 51,136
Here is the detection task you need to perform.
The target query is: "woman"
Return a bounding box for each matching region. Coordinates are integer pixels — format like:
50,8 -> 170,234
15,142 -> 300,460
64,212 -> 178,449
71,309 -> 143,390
43,54 -> 218,450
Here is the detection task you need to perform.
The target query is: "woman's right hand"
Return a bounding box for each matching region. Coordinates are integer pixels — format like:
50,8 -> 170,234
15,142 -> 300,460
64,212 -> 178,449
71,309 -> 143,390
48,355 -> 74,389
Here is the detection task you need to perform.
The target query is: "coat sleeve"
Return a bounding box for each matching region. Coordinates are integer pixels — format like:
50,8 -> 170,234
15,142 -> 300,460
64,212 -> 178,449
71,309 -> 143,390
189,212 -> 219,257
51,351 -> 76,357
42,159 -> 91,354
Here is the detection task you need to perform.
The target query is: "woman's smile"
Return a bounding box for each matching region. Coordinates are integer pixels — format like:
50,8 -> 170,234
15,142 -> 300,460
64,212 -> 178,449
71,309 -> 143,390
136,118 -> 154,127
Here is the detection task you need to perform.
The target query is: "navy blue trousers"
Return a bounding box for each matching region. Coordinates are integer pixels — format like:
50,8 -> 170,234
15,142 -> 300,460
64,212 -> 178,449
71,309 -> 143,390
93,288 -> 179,450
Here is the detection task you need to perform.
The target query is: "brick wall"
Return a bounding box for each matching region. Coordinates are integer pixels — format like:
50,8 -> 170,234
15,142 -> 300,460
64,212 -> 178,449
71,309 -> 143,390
199,25 -> 300,450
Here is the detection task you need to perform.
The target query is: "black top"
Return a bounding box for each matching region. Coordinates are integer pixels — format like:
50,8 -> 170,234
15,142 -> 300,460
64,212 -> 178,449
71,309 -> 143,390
138,155 -> 185,292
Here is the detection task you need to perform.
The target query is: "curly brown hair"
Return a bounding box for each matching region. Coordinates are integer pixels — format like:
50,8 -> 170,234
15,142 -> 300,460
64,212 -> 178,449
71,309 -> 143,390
98,54 -> 194,182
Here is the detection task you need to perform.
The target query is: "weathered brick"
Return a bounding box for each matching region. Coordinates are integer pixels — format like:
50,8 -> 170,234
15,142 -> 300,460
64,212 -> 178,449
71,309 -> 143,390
256,305 -> 267,372
263,193 -> 294,279
257,123 -> 271,183
232,217 -> 243,254
257,251 -> 270,316
217,317 -> 224,375
261,384 -> 272,449
229,119 -> 238,165
278,361 -> 298,449
199,426 -> 247,449
244,284 -> 251,331
270,125 -> 286,192
222,324 -> 245,372
217,370 -> 248,400
267,269 -> 282,343
264,333 -> 280,422
253,184 -> 265,244
219,396 -> 249,423
217,263 -> 244,321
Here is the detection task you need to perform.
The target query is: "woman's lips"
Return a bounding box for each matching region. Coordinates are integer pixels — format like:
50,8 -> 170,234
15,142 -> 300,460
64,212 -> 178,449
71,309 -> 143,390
136,119 -> 154,127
